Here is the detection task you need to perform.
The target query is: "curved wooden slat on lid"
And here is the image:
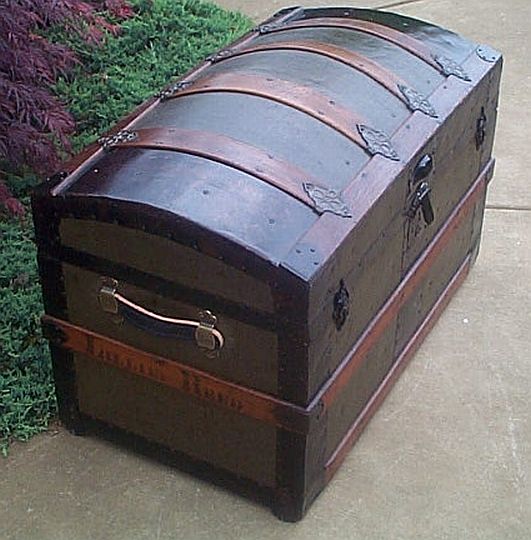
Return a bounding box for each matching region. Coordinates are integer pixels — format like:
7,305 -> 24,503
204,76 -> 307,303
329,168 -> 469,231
101,127 -> 352,217
258,17 -> 443,73
164,72 -> 371,152
208,42 -> 411,106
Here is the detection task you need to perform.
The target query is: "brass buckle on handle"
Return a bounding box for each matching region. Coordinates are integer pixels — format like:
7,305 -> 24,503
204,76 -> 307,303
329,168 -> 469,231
98,277 -> 223,356
195,310 -> 219,355
98,278 -> 119,314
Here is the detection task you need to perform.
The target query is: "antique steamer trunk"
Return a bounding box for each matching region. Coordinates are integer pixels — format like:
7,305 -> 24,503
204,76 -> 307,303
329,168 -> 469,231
33,6 -> 502,521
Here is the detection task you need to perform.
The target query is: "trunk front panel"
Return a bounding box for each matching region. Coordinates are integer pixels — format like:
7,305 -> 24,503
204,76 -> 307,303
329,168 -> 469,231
62,263 -> 279,395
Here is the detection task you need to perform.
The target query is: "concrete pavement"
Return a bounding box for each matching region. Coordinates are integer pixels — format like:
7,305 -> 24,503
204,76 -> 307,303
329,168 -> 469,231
2,1 -> 530,538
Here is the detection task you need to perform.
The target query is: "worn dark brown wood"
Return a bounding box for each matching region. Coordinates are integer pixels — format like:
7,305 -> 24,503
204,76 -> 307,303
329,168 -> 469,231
32,6 -> 502,522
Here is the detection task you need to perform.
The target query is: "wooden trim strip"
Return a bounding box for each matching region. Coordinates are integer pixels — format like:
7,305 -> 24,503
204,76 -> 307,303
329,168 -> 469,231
325,254 -> 472,481
218,41 -> 408,104
261,18 -> 441,72
167,72 -> 369,150
111,127 -> 325,212
41,315 -> 311,434
313,160 -> 490,410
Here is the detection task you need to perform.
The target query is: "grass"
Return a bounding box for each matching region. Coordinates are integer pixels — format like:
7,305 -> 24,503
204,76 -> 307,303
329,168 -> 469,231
0,0 -> 252,454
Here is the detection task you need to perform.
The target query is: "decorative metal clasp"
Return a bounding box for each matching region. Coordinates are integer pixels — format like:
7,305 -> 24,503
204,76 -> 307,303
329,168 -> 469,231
157,81 -> 194,101
433,55 -> 471,81
257,22 -> 283,34
98,130 -> 137,150
207,49 -> 235,63
333,280 -> 350,331
303,183 -> 352,218
195,310 -> 219,355
357,124 -> 400,161
398,85 -> 438,118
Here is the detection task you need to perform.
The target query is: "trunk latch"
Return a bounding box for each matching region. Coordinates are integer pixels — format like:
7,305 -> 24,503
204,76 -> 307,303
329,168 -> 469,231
407,181 -> 435,225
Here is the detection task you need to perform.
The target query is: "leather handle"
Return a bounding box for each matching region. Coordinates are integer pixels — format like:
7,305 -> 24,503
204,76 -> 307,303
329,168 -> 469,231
98,278 -> 224,354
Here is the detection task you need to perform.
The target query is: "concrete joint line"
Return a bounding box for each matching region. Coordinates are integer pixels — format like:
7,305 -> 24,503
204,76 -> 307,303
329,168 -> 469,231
375,0 -> 427,10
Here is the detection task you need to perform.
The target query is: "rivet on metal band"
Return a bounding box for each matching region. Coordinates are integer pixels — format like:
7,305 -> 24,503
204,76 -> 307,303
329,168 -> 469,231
432,54 -> 471,81
303,183 -> 352,218
98,130 -> 138,150
398,84 -> 438,118
357,124 -> 400,161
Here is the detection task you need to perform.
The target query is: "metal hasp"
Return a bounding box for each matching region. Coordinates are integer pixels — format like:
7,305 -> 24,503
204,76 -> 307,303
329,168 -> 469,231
333,280 -> 350,330
398,85 -> 438,118
432,55 -> 471,81
413,154 -> 434,184
357,125 -> 400,161
303,183 -> 352,218
407,181 -> 435,225
99,130 -> 138,151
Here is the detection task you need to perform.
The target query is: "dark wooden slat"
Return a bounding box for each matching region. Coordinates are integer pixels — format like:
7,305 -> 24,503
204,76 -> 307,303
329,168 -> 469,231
111,127 -> 329,213
260,17 -> 442,72
168,72 -> 370,150
325,254 -> 472,481
42,315 -> 311,434
216,41 -> 409,103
